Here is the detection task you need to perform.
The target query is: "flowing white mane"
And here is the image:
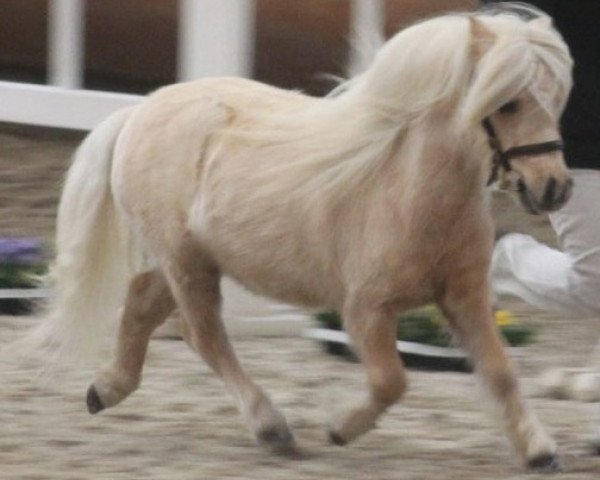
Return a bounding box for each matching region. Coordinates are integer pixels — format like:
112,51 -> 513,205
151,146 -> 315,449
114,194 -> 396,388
223,4 -> 572,205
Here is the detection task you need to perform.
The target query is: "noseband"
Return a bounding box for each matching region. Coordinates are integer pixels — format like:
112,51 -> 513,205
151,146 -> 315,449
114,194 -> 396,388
482,118 -> 564,185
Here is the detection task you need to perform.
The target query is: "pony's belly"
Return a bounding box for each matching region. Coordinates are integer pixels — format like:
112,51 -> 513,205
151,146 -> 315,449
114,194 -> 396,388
217,247 -> 337,309
192,224 -> 339,309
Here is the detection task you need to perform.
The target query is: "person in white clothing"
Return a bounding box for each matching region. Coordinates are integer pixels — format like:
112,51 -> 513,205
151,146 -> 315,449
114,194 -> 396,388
493,170 -> 600,320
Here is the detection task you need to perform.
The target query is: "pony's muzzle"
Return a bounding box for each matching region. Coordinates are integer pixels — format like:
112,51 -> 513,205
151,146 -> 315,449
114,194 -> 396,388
518,176 -> 573,214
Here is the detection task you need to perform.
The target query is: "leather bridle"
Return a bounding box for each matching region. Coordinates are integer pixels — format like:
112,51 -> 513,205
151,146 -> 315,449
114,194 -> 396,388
482,117 -> 564,185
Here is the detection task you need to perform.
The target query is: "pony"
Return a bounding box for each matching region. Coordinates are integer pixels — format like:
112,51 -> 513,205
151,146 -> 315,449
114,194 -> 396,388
23,5 -> 573,471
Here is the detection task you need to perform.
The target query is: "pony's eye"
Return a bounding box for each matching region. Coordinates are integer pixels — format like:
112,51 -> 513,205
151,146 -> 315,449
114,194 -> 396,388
499,100 -> 520,115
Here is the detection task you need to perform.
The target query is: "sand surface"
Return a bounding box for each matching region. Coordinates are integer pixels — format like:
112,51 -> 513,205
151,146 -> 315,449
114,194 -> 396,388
0,125 -> 598,479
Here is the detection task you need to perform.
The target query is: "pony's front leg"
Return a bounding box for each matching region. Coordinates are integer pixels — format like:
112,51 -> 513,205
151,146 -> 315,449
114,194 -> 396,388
87,269 -> 175,413
329,301 -> 407,445
439,271 -> 559,471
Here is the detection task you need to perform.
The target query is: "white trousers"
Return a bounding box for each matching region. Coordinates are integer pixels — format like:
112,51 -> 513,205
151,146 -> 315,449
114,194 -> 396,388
492,169 -> 600,318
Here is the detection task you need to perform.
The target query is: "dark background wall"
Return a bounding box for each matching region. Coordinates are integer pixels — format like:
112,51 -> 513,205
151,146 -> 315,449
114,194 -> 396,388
0,0 -> 476,95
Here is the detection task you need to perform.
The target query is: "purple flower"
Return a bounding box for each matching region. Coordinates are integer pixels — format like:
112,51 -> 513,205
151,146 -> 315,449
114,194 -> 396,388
0,237 -> 43,265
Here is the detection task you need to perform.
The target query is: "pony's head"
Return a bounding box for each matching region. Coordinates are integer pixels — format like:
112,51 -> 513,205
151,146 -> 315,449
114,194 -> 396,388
461,6 -> 574,214
348,3 -> 573,214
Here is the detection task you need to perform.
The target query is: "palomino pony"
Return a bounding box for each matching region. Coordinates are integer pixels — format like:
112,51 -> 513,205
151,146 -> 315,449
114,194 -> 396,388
26,7 -> 573,471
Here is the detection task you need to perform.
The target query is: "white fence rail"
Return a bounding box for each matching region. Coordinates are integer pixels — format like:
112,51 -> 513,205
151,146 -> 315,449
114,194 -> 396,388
0,81 -> 141,130
1,0 -> 386,130
1,0 -> 385,130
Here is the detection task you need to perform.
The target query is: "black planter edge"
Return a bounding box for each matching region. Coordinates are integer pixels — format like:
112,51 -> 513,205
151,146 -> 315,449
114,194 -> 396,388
0,288 -> 48,316
304,327 -> 473,373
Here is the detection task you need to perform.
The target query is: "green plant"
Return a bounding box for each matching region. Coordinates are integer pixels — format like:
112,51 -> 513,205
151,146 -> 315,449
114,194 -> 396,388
394,306 -> 452,346
0,237 -> 46,288
0,237 -> 47,314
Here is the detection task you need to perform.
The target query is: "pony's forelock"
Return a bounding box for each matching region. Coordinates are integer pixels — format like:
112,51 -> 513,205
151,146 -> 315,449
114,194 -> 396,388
460,6 -> 572,129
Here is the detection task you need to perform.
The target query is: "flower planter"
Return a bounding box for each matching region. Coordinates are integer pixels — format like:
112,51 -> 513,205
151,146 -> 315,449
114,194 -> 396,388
305,327 -> 471,372
0,288 -> 47,315
308,307 -> 535,372
0,238 -> 46,315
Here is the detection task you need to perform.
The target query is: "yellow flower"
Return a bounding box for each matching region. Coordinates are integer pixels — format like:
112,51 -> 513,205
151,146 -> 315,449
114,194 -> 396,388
495,309 -> 517,327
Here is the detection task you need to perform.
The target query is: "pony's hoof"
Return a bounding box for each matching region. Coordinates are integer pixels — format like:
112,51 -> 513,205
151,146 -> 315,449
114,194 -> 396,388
328,430 -> 347,446
86,385 -> 105,414
527,453 -> 562,472
257,426 -> 297,456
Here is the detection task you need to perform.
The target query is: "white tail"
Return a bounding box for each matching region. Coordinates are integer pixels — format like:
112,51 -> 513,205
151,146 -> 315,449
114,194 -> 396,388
19,107 -> 141,365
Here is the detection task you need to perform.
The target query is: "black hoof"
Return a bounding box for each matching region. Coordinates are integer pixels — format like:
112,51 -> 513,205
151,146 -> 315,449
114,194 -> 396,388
527,453 -> 561,472
86,385 -> 105,414
593,440 -> 600,456
328,430 -> 347,446
257,427 -> 297,456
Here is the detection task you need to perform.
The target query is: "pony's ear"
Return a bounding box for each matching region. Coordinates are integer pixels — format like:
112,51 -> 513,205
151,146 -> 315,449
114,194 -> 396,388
528,14 -> 553,30
469,16 -> 496,61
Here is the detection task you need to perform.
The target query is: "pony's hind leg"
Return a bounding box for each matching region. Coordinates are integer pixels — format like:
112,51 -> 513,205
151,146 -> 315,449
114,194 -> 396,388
165,235 -> 295,453
329,301 -> 407,445
87,269 -> 175,413
439,268 -> 559,471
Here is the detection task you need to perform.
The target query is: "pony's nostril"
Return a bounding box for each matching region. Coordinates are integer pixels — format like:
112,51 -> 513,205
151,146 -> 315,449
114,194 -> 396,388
542,177 -> 557,207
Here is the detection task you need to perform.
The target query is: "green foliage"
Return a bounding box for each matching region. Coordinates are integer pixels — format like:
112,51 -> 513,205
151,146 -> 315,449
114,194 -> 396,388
499,322 -> 535,347
394,306 -> 451,346
0,263 -> 45,289
0,237 -> 46,289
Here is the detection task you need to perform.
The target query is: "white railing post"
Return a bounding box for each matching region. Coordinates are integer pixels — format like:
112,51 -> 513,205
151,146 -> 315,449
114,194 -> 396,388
349,0 -> 385,76
48,0 -> 85,89
178,0 -> 256,81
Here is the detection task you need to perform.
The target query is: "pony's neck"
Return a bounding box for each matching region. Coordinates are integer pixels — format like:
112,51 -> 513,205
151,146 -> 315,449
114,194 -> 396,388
383,109 -> 489,211
286,84 -> 490,221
